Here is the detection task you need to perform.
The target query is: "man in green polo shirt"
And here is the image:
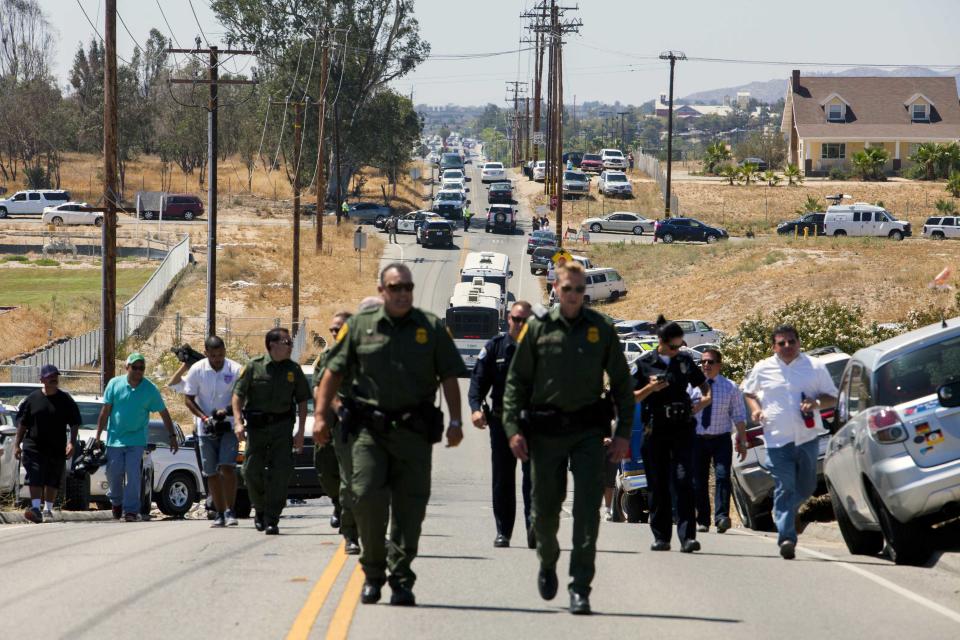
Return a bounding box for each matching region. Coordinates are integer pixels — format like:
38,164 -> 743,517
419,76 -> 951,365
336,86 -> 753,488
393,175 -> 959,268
94,353 -> 178,522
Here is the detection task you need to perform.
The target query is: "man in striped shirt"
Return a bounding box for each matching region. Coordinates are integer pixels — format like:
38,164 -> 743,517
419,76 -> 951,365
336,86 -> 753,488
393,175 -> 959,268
688,348 -> 748,533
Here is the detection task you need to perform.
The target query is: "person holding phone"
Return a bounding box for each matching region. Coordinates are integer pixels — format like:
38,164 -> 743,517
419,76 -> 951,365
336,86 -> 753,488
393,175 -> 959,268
633,317 -> 712,553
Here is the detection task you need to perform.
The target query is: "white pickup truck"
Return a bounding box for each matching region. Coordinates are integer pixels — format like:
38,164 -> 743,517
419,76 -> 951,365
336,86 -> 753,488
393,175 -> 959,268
0,190 -> 71,217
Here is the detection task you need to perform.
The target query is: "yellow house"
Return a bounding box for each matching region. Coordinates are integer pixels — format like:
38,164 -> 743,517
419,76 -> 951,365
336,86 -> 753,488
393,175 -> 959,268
781,70 -> 960,176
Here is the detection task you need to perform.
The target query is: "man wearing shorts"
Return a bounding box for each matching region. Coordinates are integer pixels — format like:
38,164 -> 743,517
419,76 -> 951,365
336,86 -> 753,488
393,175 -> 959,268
14,364 -> 82,523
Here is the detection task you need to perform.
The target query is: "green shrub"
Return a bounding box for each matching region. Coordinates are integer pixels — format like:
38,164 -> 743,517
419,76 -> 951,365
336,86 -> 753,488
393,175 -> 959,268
31,258 -> 60,266
828,166 -> 850,181
2,255 -> 29,262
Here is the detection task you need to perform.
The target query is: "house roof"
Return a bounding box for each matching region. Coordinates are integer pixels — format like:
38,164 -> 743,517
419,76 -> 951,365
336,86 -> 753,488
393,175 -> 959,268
786,75 -> 960,139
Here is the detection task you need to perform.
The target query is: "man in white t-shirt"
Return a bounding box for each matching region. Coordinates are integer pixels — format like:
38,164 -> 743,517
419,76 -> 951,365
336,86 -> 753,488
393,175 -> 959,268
181,336 -> 243,528
741,325 -> 837,560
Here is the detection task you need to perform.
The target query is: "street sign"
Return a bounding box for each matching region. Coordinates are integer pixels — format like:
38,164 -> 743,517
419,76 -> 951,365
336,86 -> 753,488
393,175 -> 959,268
552,249 -> 573,264
532,132 -> 545,145
353,227 -> 367,250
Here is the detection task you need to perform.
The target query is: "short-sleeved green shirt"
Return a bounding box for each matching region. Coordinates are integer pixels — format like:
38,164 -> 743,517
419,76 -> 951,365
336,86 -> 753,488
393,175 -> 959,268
233,354 -> 311,414
312,349 -> 356,400
324,305 -> 467,411
502,305 -> 634,439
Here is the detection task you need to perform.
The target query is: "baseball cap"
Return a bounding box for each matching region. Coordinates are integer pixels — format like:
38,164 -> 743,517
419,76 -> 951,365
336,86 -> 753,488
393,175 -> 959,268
126,353 -> 146,366
39,364 -> 60,380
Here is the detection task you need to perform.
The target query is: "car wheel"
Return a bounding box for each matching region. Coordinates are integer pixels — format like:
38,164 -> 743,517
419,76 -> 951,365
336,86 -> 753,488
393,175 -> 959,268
590,223 -> 602,233
828,481 -> 883,556
94,217 -> 103,227
375,214 -> 386,225
621,490 -> 647,524
0,207 -> 7,218
183,210 -> 195,221
661,233 -> 675,244
609,290 -> 620,301
833,229 -> 846,237
706,234 -> 719,244
888,230 -> 903,241
933,231 -> 945,240
632,226 -> 643,235
732,473 -> 774,531
50,216 -> 64,226
143,210 -> 155,220
61,473 -> 90,511
867,484 -> 931,565
157,471 -> 197,518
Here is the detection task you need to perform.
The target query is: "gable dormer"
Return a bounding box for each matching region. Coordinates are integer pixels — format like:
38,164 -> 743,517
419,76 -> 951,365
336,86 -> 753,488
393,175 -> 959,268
904,93 -> 934,122
820,93 -> 850,122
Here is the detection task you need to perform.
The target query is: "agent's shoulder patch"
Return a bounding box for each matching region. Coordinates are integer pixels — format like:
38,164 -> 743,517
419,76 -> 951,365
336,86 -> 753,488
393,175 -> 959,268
335,323 -> 349,343
517,323 -> 530,344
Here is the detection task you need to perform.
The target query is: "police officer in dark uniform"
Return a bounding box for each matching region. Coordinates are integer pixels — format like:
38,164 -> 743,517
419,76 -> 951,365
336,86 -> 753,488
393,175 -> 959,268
314,263 -> 467,607
503,261 -> 634,615
469,300 -> 534,549
634,316 -> 712,553
232,327 -> 311,535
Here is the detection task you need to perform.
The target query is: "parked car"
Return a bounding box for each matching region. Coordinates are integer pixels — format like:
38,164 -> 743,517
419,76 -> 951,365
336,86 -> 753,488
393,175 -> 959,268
615,320 -> 657,340
487,181 -> 513,204
481,162 -> 507,183
395,210 -> 443,234
485,204 -> 516,234
732,349 -> 850,531
622,336 -> 658,366
823,203 -> 911,240
562,151 -> 584,168
598,171 -> 633,198
673,320 -> 722,347
339,201 -> 392,225
580,153 -> 603,173
532,161 -> 547,182
777,212 -> 825,236
562,171 -> 590,198
432,190 -> 468,220
655,217 -> 729,244
0,383 -> 42,405
41,202 -> 101,227
527,230 -> 557,254
600,148 -> 628,171
739,157 -> 768,171
0,190 -> 71,217
0,408 -> 18,498
439,152 -> 464,172
559,267 -> 627,303
583,212 -> 654,235
530,245 -> 560,275
922,215 -> 960,240
825,320 -> 960,565
418,220 -> 455,248
138,193 -> 204,221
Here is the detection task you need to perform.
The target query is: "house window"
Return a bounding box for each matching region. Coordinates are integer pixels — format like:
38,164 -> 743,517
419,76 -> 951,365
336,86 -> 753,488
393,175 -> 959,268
912,104 -> 928,121
827,104 -> 844,121
822,143 -> 846,159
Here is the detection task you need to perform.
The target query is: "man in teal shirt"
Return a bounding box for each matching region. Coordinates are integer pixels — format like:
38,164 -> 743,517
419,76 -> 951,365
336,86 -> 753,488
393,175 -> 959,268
95,353 -> 178,521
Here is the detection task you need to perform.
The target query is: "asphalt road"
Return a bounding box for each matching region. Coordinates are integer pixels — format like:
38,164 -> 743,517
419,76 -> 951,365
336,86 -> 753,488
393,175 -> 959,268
2,159 -> 960,639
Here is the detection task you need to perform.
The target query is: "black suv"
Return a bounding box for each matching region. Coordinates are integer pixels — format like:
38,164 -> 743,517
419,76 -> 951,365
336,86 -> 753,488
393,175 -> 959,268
530,245 -> 560,274
777,212 -> 825,236
654,217 -> 729,244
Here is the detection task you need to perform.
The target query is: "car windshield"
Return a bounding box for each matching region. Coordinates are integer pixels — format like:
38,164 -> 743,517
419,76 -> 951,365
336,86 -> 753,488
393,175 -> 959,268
0,385 -> 40,405
75,400 -> 105,428
607,174 -> 627,182
486,164 -> 503,169
605,151 -> 623,157
875,335 -> 960,406
427,222 -> 450,230
438,193 -> 460,201
444,171 -> 463,179
583,155 -> 601,161
564,172 -> 584,180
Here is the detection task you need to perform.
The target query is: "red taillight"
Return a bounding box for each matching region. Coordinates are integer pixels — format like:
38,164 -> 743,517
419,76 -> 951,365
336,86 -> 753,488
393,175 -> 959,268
745,424 -> 764,448
866,407 -> 908,444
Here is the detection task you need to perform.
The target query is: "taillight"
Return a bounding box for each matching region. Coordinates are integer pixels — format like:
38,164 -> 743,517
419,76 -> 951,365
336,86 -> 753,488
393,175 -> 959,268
744,424 -> 764,448
866,407 -> 908,444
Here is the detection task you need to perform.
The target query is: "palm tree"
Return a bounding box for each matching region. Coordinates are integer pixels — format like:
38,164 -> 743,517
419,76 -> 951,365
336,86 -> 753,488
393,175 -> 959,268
719,164 -> 740,185
910,142 -> 941,180
795,195 -> 823,215
763,170 -> 781,186
703,141 -> 731,174
940,142 -> 960,178
851,147 -> 889,181
935,199 -> 957,215
739,162 -> 759,186
947,171 -> 960,198
783,164 -> 803,186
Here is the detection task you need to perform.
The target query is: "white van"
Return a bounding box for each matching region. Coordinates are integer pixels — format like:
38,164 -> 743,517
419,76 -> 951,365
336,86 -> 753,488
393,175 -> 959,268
0,190 -> 71,217
549,266 -> 626,303
460,251 -> 512,302
823,203 -> 912,240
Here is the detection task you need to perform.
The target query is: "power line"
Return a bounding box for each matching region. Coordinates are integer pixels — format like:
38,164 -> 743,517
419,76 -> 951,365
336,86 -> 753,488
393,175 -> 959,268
188,0 -> 212,48
76,0 -> 131,64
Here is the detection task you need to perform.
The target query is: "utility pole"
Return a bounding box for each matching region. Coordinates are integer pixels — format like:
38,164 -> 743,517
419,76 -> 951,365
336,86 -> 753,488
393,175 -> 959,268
292,102 -> 303,335
101,0 -> 117,392
524,96 -> 531,161
169,45 -> 257,336
617,110 -> 629,150
315,38 -> 329,252
506,81 -> 526,167
522,3 -> 550,163
659,50 -> 686,217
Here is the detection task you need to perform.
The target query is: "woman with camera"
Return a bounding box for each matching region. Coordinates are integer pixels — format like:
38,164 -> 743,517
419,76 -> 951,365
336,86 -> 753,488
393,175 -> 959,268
633,317 -> 712,553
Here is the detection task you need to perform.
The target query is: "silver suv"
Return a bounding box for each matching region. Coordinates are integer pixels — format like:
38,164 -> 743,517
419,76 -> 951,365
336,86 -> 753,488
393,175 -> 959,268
824,319 -> 960,565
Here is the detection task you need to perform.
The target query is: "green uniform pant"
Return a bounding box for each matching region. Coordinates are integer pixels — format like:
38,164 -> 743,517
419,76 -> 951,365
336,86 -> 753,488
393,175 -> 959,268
530,429 -> 605,595
351,425 -> 432,588
313,423 -> 358,540
242,420 -> 294,525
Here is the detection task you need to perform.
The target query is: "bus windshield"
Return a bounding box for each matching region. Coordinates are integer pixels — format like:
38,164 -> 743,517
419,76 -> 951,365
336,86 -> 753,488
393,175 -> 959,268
446,307 -> 500,340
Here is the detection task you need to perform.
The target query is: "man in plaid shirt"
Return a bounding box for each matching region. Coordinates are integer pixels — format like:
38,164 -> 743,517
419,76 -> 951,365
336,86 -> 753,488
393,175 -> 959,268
688,348 -> 748,533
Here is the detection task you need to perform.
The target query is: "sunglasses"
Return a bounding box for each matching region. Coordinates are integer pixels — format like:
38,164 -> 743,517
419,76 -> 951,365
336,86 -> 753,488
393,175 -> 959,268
271,338 -> 294,347
509,315 -> 529,323
776,338 -> 798,347
560,285 -> 586,294
700,359 -> 718,365
386,282 -> 415,293
329,327 -> 341,335
129,365 -> 145,371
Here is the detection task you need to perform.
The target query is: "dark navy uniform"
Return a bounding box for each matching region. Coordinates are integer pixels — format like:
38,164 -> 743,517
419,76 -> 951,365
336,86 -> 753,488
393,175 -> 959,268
468,333 -> 531,542
635,349 -> 706,546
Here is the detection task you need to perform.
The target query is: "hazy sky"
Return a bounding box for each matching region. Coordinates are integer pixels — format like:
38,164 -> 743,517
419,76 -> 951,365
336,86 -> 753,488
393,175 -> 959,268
50,0 -> 960,105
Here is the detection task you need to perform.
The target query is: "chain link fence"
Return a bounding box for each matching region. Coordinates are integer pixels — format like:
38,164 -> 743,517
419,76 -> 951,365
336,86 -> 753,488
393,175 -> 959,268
151,313 -> 312,364
635,148 -> 681,216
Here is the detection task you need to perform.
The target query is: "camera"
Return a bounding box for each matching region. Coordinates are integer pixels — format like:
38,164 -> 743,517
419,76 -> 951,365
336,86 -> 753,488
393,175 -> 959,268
655,373 -> 667,383
72,438 -> 105,477
171,344 -> 204,366
205,407 -> 234,436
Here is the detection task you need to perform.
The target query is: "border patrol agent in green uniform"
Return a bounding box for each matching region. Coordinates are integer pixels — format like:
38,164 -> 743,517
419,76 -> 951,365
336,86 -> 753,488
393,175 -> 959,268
503,261 -> 634,615
315,263 -> 467,607
232,327 -> 310,535
312,310 -> 360,555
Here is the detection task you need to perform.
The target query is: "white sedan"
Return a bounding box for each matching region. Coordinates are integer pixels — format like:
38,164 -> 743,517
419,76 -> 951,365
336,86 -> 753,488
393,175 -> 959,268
41,201 -> 101,227
481,162 -> 506,183
582,212 -> 655,235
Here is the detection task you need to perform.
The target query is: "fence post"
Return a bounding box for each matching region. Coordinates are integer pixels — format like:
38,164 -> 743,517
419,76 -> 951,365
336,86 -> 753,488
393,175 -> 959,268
175,312 -> 182,344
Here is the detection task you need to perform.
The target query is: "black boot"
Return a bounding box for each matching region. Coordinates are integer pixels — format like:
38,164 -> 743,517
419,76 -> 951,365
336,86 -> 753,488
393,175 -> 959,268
254,511 -> 265,532
330,500 -> 341,529
390,585 -> 416,606
361,581 -> 382,604
569,588 -> 591,615
537,568 -> 558,600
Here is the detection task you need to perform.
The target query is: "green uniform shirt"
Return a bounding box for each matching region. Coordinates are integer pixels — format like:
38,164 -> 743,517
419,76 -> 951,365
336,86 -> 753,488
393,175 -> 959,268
324,305 -> 467,411
233,354 -> 311,413
503,305 -> 634,439
312,350 -> 356,400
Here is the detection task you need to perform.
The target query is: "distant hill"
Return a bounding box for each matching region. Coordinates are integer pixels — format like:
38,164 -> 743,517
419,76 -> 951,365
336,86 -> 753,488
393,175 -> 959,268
683,67 -> 960,104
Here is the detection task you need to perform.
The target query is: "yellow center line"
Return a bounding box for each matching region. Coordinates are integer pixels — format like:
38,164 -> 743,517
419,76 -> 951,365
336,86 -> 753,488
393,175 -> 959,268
325,564 -> 365,640
286,541 -> 349,640
457,235 -> 470,271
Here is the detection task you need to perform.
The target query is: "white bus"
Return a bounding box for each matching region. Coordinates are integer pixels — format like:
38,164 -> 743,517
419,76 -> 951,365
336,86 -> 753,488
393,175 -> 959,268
459,251 -> 511,303
446,278 -> 504,372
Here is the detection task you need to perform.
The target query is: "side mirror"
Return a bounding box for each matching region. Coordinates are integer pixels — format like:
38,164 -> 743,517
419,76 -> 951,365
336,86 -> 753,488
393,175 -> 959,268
937,381 -> 960,408
508,270 -> 514,278
465,176 -> 472,181
467,200 -> 471,206
146,443 -> 158,452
